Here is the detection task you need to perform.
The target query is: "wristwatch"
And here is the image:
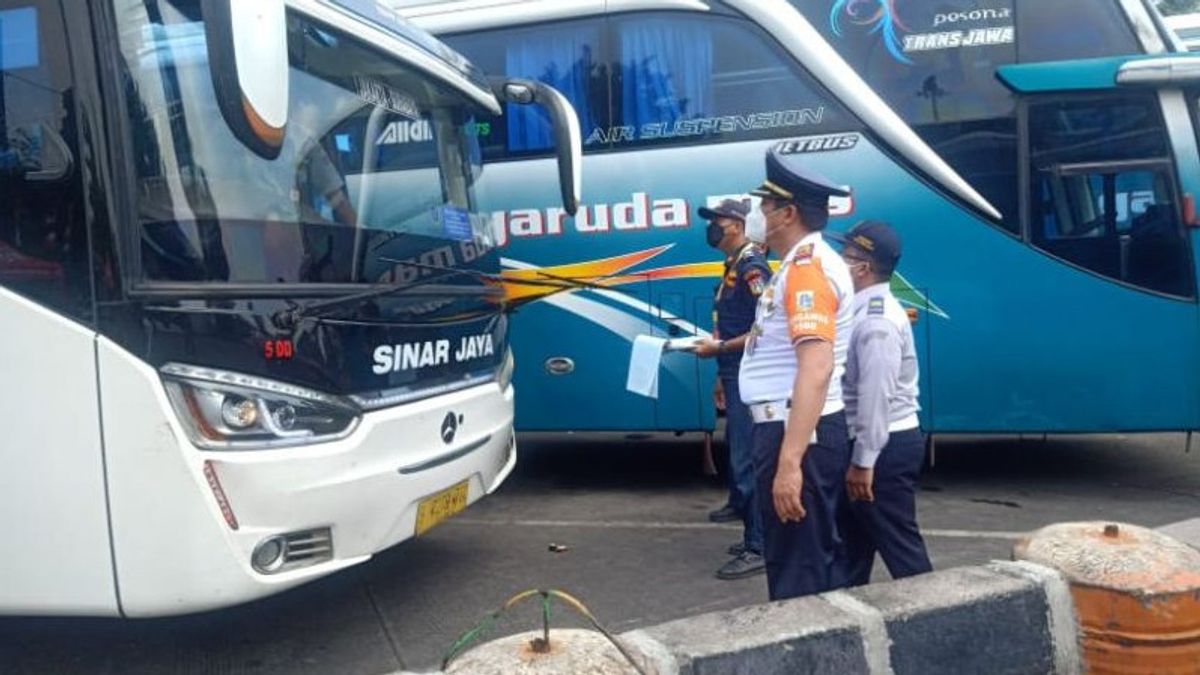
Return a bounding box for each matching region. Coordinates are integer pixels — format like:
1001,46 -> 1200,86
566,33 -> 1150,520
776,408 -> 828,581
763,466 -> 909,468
717,340 -> 726,353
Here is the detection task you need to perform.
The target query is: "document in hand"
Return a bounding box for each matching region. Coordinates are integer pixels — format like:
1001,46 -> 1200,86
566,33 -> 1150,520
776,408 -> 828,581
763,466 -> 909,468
626,335 -> 667,398
626,335 -> 706,398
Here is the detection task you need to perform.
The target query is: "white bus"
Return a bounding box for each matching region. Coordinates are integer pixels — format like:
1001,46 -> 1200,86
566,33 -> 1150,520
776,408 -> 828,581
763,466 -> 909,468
0,0 -> 579,617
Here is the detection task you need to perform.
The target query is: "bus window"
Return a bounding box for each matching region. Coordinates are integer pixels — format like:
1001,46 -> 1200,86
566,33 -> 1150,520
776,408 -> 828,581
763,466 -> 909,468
794,0 -> 1018,124
447,20 -> 606,159
0,1 -> 89,319
608,12 -> 860,150
792,1 -> 1021,233
1015,1 -> 1139,62
1028,96 -> 1193,297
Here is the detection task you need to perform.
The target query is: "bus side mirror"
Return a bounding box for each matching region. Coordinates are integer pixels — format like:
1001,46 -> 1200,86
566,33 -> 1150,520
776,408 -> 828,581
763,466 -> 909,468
493,78 -> 582,216
199,0 -> 288,159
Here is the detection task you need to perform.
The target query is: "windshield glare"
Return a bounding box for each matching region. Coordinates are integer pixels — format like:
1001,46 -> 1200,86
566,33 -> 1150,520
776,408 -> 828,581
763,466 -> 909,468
113,0 -> 493,286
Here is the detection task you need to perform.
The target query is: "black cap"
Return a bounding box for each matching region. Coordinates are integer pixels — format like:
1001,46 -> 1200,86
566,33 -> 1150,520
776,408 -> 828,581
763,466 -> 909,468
750,146 -> 850,207
698,198 -> 750,222
838,220 -> 902,271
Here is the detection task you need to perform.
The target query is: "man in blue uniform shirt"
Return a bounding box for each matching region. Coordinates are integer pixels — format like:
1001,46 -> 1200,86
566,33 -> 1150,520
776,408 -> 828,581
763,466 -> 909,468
836,220 -> 933,586
694,198 -> 771,580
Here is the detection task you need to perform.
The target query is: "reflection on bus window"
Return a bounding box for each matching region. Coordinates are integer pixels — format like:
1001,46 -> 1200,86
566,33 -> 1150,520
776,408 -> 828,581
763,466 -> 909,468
1015,1 -> 1138,62
609,13 -> 859,148
448,20 -> 605,158
789,0 -> 1142,236
0,1 -> 91,319
1028,96 -> 1192,297
114,0 -> 487,286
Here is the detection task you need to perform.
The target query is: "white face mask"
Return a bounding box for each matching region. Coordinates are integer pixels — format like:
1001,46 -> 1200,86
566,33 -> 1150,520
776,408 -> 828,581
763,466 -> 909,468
744,208 -> 767,244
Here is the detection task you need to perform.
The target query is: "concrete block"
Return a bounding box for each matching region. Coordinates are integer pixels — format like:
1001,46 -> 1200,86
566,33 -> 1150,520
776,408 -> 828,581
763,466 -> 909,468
846,566 -> 1055,675
636,595 -> 869,675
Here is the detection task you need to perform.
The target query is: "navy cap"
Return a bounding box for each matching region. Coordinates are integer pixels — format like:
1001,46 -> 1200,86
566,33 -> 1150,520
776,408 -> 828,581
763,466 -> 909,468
839,220 -> 902,271
698,198 -> 750,222
750,146 -> 850,207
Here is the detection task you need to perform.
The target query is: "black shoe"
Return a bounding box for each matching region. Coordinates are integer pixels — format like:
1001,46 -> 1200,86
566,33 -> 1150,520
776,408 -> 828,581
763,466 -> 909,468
716,551 -> 766,580
708,504 -> 740,523
727,542 -> 746,556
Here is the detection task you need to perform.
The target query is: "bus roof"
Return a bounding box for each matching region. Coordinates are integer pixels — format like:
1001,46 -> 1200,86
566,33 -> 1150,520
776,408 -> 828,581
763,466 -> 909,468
393,0 -> 708,33
290,0 -> 501,114
394,0 -> 1003,221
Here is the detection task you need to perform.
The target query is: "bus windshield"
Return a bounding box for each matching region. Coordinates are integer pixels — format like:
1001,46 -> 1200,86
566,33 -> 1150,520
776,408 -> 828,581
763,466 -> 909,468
113,0 -> 494,289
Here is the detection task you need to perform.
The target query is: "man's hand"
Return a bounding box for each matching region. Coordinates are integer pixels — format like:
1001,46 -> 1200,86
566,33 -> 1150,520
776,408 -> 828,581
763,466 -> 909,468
694,338 -> 722,359
846,465 -> 875,502
713,380 -> 726,411
773,461 -> 806,523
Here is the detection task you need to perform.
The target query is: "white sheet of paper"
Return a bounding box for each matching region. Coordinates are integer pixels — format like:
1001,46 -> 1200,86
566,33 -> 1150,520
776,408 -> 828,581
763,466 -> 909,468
626,335 -> 667,398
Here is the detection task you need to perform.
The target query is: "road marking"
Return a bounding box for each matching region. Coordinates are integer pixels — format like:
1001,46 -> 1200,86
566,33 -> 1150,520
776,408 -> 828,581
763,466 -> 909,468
449,518 -> 1023,540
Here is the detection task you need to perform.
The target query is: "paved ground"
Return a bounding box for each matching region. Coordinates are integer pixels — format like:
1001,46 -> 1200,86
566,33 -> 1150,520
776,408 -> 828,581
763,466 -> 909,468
2,432 -> 1199,674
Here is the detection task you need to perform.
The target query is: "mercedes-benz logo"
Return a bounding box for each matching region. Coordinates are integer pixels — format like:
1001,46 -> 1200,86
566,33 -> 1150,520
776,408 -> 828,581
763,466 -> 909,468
440,412 -> 459,445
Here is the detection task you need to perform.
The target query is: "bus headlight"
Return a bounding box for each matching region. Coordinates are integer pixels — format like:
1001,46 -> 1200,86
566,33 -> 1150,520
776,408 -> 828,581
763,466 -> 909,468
160,364 -> 360,450
497,348 -> 515,392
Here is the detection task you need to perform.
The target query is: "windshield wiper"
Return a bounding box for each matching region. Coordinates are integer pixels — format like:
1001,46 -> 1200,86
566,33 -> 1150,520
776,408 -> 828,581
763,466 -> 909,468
275,258 -> 585,329
274,276 -> 494,329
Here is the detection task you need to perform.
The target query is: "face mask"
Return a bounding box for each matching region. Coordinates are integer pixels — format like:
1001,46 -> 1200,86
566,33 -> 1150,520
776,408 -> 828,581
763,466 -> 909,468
744,210 -> 766,244
846,261 -> 871,277
705,222 -> 725,248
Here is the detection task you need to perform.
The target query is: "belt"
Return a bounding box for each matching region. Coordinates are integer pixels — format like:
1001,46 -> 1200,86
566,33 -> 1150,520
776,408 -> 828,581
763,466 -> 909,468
748,399 -> 790,424
748,399 -> 845,424
747,399 -> 821,444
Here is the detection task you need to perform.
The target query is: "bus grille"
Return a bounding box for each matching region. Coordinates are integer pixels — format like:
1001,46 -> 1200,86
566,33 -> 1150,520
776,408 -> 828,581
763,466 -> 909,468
281,528 -> 334,569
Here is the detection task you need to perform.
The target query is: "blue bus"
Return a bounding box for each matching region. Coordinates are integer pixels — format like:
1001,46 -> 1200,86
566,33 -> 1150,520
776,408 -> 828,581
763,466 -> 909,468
397,0 -> 1200,436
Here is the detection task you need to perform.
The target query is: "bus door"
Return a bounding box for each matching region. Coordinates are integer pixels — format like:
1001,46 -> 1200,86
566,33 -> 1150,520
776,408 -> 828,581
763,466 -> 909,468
693,292 -> 718,431
652,290 -> 701,430
0,0 -> 118,614
1181,85 -> 1200,427
998,61 -> 1200,429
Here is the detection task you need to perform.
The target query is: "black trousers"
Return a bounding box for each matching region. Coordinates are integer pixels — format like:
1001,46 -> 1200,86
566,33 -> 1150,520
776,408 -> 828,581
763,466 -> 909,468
838,428 -> 933,586
752,411 -> 851,601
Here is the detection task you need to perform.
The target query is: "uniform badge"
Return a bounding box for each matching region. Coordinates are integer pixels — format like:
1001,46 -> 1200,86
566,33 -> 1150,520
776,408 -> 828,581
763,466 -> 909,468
793,244 -> 814,263
796,290 -> 815,312
868,297 -> 885,315
745,269 -> 765,296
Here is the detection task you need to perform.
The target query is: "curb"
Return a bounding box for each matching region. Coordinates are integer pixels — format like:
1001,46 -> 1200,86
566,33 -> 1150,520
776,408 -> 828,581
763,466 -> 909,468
413,561 -> 1077,674
632,562 -> 1072,675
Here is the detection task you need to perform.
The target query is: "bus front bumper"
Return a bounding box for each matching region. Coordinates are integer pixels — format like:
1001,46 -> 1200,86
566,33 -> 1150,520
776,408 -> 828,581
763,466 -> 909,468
97,339 -> 516,617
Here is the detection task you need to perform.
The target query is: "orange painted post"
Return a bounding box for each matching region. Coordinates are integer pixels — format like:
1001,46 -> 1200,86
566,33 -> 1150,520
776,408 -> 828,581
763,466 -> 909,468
1014,522 -> 1200,674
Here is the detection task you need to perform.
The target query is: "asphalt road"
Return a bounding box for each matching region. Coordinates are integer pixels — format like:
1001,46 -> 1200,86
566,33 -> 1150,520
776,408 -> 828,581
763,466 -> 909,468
2,432 -> 1199,674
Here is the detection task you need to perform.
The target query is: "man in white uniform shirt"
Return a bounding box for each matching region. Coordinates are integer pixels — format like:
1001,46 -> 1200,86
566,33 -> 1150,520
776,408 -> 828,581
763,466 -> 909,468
738,147 -> 854,600
836,220 -> 932,586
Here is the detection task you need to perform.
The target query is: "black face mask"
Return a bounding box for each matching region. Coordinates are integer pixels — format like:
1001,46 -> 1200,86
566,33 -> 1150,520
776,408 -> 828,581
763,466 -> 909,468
706,222 -> 725,248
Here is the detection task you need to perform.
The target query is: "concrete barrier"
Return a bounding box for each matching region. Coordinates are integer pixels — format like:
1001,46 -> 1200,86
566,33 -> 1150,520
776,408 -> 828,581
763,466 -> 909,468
408,519 -> 1200,673
630,562 -> 1080,675
428,561 -> 1081,674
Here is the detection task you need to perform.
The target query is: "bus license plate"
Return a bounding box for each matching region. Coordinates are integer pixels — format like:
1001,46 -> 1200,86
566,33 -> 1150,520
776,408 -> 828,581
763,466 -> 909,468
415,481 -> 469,535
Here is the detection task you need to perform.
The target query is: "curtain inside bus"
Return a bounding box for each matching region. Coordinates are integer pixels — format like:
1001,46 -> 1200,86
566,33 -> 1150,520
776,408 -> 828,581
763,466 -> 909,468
504,29 -> 599,152
618,20 -> 712,132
